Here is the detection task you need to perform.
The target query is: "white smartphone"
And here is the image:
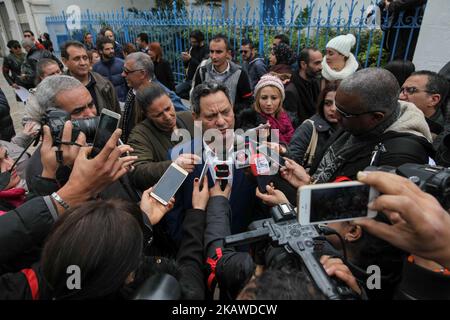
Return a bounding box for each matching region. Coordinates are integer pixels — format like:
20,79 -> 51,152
90,109 -> 121,158
151,163 -> 189,205
199,160 -> 209,185
298,181 -> 379,225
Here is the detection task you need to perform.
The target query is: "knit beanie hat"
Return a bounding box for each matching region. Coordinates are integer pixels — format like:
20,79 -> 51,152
254,74 -> 286,101
326,33 -> 356,57
272,43 -> 295,65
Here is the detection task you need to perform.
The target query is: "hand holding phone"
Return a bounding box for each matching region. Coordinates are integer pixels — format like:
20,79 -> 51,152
90,109 -> 121,158
298,181 -> 379,225
151,163 -> 189,205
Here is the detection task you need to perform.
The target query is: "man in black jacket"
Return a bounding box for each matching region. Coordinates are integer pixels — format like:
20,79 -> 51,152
0,125 -> 134,272
0,89 -> 15,142
176,30 -> 209,99
400,70 -> 449,142
309,68 -> 434,183
284,48 -> 323,128
20,39 -> 63,89
379,0 -> 427,60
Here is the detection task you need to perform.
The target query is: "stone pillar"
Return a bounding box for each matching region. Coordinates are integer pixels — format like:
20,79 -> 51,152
413,0 -> 450,72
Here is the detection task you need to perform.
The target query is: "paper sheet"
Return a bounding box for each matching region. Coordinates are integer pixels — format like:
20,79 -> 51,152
14,86 -> 30,102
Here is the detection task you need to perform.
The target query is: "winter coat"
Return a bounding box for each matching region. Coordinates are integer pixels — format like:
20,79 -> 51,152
2,52 -> 26,86
93,57 -> 128,102
21,47 -> 63,89
154,59 -> 176,91
289,114 -> 336,166
204,196 -> 255,299
114,41 -> 125,60
0,206 -> 206,300
284,72 -> 321,128
0,88 -> 15,141
193,60 -> 253,114
163,139 -> 260,246
0,196 -> 58,269
128,111 -> 194,190
310,101 -> 434,183
184,45 -> 209,81
269,63 -> 293,77
244,57 -> 268,90
66,71 -> 121,116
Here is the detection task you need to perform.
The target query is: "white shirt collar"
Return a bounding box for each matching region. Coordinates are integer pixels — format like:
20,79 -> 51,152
211,61 -> 231,75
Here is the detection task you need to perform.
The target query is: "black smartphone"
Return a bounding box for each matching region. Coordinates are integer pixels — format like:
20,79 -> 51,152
90,109 -> 121,158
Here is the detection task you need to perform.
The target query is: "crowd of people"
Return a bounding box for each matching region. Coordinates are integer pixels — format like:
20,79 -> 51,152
0,0 -> 449,300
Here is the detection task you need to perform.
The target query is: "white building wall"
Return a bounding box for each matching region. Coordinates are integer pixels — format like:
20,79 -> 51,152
413,0 -> 450,72
46,0 -> 155,16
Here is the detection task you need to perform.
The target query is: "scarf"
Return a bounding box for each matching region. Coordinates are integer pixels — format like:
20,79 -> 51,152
259,112 -> 294,145
0,188 -> 26,215
321,54 -> 359,81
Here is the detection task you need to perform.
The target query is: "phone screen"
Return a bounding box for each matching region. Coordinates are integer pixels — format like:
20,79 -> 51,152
152,164 -> 188,204
91,111 -> 120,158
309,184 -> 372,223
199,162 -> 209,184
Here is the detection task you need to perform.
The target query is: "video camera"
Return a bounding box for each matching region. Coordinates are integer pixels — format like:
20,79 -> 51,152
366,163 -> 450,210
41,109 -> 99,145
224,204 -> 359,300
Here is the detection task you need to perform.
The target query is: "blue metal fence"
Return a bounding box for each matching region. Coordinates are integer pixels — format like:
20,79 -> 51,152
45,0 -> 425,84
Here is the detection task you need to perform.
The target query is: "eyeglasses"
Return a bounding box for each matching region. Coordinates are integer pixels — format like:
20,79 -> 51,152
335,104 -> 384,118
400,86 -> 433,95
122,68 -> 144,75
240,50 -> 250,54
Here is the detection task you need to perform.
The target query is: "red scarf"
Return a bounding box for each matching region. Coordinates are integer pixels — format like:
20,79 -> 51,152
0,188 -> 26,215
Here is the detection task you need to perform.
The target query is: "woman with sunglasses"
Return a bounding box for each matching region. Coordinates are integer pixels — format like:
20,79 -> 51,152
289,82 -> 339,168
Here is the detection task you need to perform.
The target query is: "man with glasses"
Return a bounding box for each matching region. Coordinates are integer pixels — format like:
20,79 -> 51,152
303,68 -> 434,184
2,40 -> 26,89
121,52 -> 187,143
240,39 -> 267,90
400,71 -> 449,139
25,75 -> 98,191
61,40 -> 121,116
25,75 -> 136,207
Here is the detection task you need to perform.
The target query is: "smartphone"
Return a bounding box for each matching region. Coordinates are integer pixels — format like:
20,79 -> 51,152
297,181 -> 379,225
199,160 -> 209,185
151,163 -> 189,205
90,109 -> 121,158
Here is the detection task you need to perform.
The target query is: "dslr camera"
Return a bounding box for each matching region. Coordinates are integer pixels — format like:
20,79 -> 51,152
41,109 -> 99,145
366,163 -> 450,210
